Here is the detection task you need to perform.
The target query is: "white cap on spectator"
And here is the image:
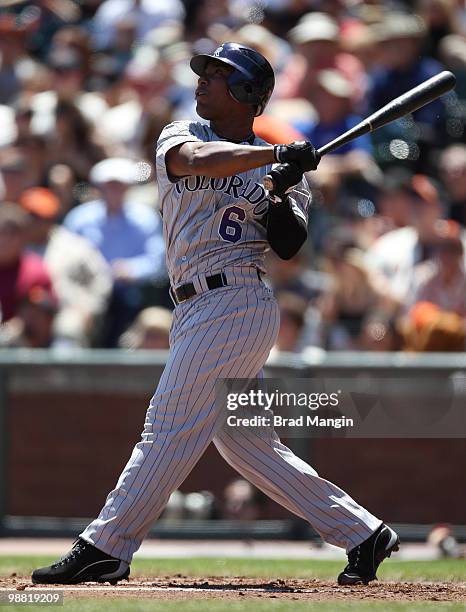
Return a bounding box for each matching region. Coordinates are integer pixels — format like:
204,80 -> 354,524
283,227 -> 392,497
90,158 -> 138,185
289,12 -> 339,44
317,69 -> 353,99
371,14 -> 426,43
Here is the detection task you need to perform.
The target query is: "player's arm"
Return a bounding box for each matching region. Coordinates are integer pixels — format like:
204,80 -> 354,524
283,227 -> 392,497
166,141 -> 275,178
267,197 -> 307,260
266,164 -> 309,260
165,140 -> 320,179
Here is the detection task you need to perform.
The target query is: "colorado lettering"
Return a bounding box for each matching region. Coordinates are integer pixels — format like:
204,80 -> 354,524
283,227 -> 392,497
174,174 -> 268,208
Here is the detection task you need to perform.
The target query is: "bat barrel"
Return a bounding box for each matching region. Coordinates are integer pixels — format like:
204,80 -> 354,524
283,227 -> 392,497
263,71 -> 456,193
368,70 -> 456,132
316,71 -> 456,158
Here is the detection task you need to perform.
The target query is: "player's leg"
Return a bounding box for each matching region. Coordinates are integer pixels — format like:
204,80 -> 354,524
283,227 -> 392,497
213,400 -> 399,583
213,410 -> 380,550
80,286 -> 277,563
32,283 -> 279,584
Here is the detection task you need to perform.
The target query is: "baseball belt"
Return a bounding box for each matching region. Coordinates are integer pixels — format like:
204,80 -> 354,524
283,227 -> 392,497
170,270 -> 261,305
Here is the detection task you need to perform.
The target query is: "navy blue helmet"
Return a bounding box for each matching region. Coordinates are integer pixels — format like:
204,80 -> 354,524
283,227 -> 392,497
190,42 -> 275,116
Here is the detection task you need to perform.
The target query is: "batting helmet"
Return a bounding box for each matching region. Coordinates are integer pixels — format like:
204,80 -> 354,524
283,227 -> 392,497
190,42 -> 275,116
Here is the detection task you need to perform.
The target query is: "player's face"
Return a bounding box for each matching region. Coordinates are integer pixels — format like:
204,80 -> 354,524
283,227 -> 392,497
195,61 -> 236,119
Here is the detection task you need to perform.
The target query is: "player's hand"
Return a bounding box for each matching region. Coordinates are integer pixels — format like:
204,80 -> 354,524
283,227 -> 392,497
264,163 -> 303,201
274,141 -> 320,172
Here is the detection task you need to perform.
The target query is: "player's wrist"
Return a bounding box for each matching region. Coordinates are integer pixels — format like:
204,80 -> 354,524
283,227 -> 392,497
273,145 -> 285,163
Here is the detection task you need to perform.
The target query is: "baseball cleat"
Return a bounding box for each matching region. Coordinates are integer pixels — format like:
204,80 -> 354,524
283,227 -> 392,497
31,538 -> 130,585
337,523 -> 400,585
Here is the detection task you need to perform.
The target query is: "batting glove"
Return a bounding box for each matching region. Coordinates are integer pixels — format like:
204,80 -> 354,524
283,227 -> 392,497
274,141 -> 320,172
265,163 -> 303,203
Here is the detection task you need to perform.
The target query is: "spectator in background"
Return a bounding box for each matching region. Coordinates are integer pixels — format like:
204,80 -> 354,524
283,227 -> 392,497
45,99 -> 106,184
64,158 -> 167,346
294,69 -> 380,205
183,0 -> 235,45
91,0 -> 185,51
0,286 -> 58,348
0,203 -> 53,324
97,46 -> 175,158
319,230 -> 396,350
222,478 -> 266,521
366,174 -> 466,303
266,247 -> 328,303
266,249 -> 330,352
118,306 -> 171,349
49,25 -> 93,80
376,168 -> 417,230
399,301 -> 465,351
0,148 -> 34,202
280,12 -> 366,104
272,291 -> 308,353
48,47 -> 87,102
439,144 -> 466,226
408,220 -> 466,317
19,187 -> 112,347
438,33 -> 466,99
0,14 -> 26,105
339,17 -> 378,73
417,0 -> 463,60
369,13 -> 446,154
15,135 -> 49,194
9,0 -> 81,60
26,48 -> 87,140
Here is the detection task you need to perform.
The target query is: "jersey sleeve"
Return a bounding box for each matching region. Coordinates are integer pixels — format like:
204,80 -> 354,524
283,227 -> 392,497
155,121 -> 204,184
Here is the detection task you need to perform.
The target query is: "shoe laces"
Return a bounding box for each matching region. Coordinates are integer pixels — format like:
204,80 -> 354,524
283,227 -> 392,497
52,539 -> 87,568
347,544 -> 362,569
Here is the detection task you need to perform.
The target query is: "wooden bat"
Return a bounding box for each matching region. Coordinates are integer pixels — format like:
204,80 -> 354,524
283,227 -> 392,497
263,70 -> 456,193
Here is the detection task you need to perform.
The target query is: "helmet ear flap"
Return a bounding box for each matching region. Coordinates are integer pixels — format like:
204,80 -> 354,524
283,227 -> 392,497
227,72 -> 274,116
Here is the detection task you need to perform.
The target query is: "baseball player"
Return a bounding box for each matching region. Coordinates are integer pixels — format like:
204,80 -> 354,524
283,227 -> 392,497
32,43 -> 399,587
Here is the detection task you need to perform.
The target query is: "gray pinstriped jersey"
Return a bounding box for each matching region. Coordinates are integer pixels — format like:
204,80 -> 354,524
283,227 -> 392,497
80,125 -> 381,563
155,120 -> 311,286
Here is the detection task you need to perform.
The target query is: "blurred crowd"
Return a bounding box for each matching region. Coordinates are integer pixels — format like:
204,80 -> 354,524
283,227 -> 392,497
0,0 -> 465,352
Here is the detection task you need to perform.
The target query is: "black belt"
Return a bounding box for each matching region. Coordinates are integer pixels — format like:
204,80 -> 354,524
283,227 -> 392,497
170,270 -> 262,305
170,272 -> 228,305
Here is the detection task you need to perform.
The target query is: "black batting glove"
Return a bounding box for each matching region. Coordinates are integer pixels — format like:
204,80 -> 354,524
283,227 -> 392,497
265,163 -> 303,203
274,141 -> 320,172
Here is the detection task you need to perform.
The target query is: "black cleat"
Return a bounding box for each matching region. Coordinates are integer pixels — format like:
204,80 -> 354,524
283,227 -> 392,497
31,538 -> 130,585
337,523 -> 400,585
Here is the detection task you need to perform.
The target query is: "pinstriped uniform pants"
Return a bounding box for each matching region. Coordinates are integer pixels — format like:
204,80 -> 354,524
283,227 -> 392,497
80,276 -> 381,563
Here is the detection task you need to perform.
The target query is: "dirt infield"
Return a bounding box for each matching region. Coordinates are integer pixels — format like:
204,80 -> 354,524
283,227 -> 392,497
1,575 -> 465,603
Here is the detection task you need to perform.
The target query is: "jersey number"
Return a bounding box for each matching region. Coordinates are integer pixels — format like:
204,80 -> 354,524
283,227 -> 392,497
218,206 -> 246,243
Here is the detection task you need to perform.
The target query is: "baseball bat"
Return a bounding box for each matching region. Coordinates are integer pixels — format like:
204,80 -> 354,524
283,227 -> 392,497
263,70 -> 456,192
